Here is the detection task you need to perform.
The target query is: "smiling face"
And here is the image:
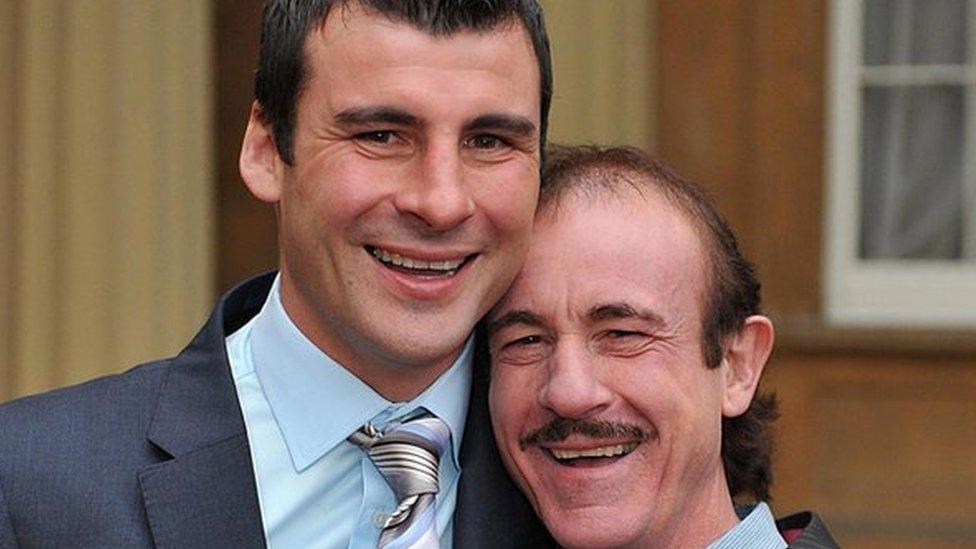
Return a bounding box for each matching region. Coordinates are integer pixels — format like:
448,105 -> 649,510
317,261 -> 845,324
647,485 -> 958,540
239,5 -> 541,398
488,190 -> 739,548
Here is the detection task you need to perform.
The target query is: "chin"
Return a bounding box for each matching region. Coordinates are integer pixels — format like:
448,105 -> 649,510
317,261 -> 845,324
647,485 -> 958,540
548,524 -> 641,549
375,322 -> 472,367
541,507 -> 646,549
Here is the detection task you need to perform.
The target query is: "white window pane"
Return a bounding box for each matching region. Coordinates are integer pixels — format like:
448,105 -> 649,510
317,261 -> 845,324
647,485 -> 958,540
863,0 -> 968,65
859,86 -> 965,259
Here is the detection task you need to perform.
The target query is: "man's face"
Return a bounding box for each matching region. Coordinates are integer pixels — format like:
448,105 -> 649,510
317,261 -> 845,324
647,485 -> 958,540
255,6 -> 541,381
488,191 -> 734,548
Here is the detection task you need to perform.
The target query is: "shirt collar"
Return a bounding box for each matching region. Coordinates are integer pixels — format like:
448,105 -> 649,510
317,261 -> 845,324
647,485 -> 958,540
250,275 -> 472,472
708,502 -> 787,549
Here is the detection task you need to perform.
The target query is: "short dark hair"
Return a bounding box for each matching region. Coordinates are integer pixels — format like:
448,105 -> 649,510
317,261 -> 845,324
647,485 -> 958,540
540,144 -> 779,503
255,0 -> 552,165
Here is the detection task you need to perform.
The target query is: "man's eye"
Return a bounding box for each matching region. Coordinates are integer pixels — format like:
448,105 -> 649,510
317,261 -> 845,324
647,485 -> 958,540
605,330 -> 644,339
509,334 -> 543,347
466,134 -> 505,149
594,330 -> 652,356
357,131 -> 396,144
493,334 -> 550,365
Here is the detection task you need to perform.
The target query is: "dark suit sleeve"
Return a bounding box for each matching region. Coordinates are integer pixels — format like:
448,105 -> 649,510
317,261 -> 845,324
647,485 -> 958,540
0,473 -> 18,549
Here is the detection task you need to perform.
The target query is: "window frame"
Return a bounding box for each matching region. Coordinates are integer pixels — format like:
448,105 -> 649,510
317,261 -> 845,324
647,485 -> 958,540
825,0 -> 976,327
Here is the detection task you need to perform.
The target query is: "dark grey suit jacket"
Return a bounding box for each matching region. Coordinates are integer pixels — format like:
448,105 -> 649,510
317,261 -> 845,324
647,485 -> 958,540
0,273 -> 553,548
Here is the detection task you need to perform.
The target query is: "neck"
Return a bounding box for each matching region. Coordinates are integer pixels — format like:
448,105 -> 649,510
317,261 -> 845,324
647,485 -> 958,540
277,275 -> 463,401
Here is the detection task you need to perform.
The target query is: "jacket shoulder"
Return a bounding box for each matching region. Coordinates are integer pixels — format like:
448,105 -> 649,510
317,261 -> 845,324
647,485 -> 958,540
0,359 -> 177,480
0,358 -> 171,439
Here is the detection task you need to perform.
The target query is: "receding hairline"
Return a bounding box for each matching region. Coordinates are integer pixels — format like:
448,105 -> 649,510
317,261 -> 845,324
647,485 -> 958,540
538,162 -> 704,241
539,164 -> 648,214
297,1 -> 540,120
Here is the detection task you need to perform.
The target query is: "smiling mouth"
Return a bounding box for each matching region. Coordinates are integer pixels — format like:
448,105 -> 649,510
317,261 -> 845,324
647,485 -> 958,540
366,246 -> 475,278
546,442 -> 640,467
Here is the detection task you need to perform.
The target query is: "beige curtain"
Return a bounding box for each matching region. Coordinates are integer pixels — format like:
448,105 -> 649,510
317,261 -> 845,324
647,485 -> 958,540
0,0 -> 15,401
0,0 -> 214,401
541,0 -> 656,149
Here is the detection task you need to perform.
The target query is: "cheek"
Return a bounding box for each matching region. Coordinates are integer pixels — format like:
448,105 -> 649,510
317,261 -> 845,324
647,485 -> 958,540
291,153 -> 393,219
489,367 -> 542,496
489,367 -> 518,426
471,165 -> 539,234
615,368 -> 682,423
489,366 -> 537,438
622,367 -> 723,446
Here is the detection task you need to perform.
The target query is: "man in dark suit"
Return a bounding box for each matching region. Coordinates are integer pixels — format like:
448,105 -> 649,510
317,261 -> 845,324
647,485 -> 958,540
486,145 -> 839,548
0,1 -> 554,547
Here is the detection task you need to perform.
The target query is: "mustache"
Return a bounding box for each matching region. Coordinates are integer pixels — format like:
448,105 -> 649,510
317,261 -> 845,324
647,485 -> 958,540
519,418 -> 653,450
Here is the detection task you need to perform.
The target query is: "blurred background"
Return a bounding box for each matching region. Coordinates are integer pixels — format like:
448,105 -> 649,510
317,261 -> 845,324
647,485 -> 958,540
1,1 -> 974,546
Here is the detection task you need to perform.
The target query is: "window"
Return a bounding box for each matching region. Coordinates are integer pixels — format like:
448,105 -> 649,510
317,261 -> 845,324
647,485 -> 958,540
826,0 -> 976,326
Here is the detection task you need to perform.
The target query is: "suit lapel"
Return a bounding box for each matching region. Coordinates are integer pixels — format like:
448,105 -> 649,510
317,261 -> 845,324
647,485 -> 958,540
453,335 -> 555,549
139,274 -> 275,549
138,434 -> 265,548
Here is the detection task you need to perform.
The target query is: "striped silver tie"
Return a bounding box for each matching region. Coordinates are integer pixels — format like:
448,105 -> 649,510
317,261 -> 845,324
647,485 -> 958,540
349,414 -> 450,549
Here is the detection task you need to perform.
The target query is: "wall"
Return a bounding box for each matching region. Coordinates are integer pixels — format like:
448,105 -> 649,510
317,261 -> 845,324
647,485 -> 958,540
657,1 -> 976,546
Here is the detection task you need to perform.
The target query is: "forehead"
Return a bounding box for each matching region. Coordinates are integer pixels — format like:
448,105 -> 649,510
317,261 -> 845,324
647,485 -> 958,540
494,190 -> 708,324
306,4 -> 539,91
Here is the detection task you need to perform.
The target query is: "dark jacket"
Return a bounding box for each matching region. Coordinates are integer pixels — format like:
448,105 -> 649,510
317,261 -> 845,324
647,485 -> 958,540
778,511 -> 840,548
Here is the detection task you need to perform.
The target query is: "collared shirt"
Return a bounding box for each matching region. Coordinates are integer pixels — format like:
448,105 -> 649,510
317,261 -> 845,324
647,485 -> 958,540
708,502 -> 788,549
226,275 -> 472,549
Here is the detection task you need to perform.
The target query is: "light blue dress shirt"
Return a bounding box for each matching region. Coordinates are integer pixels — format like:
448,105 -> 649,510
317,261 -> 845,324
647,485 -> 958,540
226,275 -> 472,549
707,502 -> 787,549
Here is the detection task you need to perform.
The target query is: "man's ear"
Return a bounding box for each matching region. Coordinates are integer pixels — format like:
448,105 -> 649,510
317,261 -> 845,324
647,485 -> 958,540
239,101 -> 285,203
721,315 -> 775,418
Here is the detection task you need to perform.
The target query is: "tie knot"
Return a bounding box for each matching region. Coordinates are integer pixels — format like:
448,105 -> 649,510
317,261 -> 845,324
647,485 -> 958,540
350,414 -> 451,501
378,415 -> 450,458
350,414 -> 451,542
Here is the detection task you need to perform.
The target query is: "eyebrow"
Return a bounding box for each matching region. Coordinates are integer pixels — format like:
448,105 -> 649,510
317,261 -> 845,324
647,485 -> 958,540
333,107 -> 537,141
588,302 -> 665,326
333,106 -> 421,128
486,309 -> 547,336
465,113 -> 537,139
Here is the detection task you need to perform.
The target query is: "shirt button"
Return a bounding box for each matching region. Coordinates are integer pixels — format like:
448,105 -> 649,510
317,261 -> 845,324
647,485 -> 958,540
372,510 -> 389,529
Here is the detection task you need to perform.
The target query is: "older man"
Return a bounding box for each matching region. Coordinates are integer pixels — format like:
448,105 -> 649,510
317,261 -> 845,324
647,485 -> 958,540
487,146 -> 837,548
0,1 -> 555,547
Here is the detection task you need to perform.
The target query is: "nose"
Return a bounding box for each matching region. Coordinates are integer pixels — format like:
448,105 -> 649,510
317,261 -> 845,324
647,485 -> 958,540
394,141 -> 476,231
538,340 -> 612,419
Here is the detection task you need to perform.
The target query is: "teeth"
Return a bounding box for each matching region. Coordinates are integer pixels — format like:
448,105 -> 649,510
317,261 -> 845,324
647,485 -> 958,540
370,247 -> 465,272
550,442 -> 638,461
